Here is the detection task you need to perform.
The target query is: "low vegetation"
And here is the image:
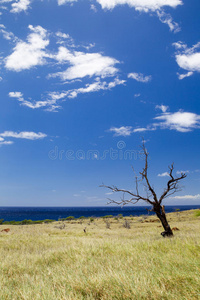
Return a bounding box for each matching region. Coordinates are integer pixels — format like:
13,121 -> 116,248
0,209 -> 199,299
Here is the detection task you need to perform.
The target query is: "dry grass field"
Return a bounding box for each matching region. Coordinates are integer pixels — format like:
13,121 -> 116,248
0,209 -> 200,300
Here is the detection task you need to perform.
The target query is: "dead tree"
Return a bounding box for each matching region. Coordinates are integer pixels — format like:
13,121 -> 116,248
101,143 -> 187,237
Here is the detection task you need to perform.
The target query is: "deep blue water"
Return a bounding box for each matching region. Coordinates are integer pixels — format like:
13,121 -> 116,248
0,205 -> 199,222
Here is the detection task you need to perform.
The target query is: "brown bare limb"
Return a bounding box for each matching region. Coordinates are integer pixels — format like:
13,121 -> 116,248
100,184 -> 154,205
139,142 -> 158,203
159,164 -> 187,204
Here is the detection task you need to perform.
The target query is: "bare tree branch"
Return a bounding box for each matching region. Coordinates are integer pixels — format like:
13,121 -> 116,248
139,142 -> 158,203
159,164 -> 187,204
100,184 -> 154,205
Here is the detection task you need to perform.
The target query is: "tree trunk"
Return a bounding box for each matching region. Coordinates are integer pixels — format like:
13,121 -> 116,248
154,204 -> 173,237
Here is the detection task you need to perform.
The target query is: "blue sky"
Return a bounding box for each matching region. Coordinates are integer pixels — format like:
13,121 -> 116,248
0,0 -> 200,206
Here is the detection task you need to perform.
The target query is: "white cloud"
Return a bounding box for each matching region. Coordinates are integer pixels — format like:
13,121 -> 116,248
133,127 -> 151,133
91,4 -> 97,12
9,78 -> 125,111
56,32 -> 70,39
0,131 -> 47,140
58,0 -> 77,6
96,0 -> 182,31
11,0 -> 31,13
0,141 -> 14,145
177,71 -> 193,80
126,109 -> 200,135
170,194 -> 200,200
9,91 -> 62,112
52,46 -> 119,81
0,76 -> 2,81
0,24 -> 18,41
9,91 -> 23,99
109,126 -> 133,136
128,72 -> 152,83
156,105 -> 169,113
154,111 -> 200,132
177,53 -> 200,72
0,0 -> 14,3
0,131 -> 47,145
134,93 -> 140,98
6,27 -> 125,109
174,41 -> 200,79
176,170 -> 190,175
96,0 -> 182,12
156,10 -> 180,33
0,136 -> 14,145
158,172 -> 170,177
67,78 -> 125,98
5,25 -> 50,71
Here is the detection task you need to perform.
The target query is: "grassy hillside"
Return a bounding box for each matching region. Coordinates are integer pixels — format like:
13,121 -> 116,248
0,209 -> 200,299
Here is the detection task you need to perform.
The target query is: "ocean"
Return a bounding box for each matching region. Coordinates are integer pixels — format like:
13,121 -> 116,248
0,205 -> 199,222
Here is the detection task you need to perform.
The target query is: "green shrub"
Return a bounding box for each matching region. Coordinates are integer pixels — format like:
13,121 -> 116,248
34,220 -> 43,224
0,219 -> 4,225
43,219 -> 55,223
66,216 -> 75,220
79,216 -> 85,219
90,217 -> 94,222
3,220 -> 17,225
21,219 -> 33,225
194,210 -> 200,217
102,215 -> 113,219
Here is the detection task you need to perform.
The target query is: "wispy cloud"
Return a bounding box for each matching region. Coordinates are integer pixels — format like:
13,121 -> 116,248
0,131 -> 47,145
156,10 -> 180,33
155,105 -> 169,113
170,194 -> 200,200
158,172 -> 170,177
9,78 -> 125,112
128,72 -> 152,83
90,4 -> 97,12
0,136 -> 13,146
0,131 -> 47,140
0,24 -> 18,42
109,108 -> 200,137
176,170 -> 190,175
57,0 -> 77,6
137,109 -> 200,133
67,78 -> 125,98
109,126 -> 133,137
9,91 -> 62,112
95,0 -> 182,32
177,71 -> 193,80
133,127 -> 154,133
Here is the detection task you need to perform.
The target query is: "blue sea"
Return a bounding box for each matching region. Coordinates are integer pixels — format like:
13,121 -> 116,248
0,205 -> 199,222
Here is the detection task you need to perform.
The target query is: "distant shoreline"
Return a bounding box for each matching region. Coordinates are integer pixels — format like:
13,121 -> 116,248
0,205 -> 199,222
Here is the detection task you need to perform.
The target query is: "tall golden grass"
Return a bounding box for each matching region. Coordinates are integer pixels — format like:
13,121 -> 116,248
0,209 -> 199,299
